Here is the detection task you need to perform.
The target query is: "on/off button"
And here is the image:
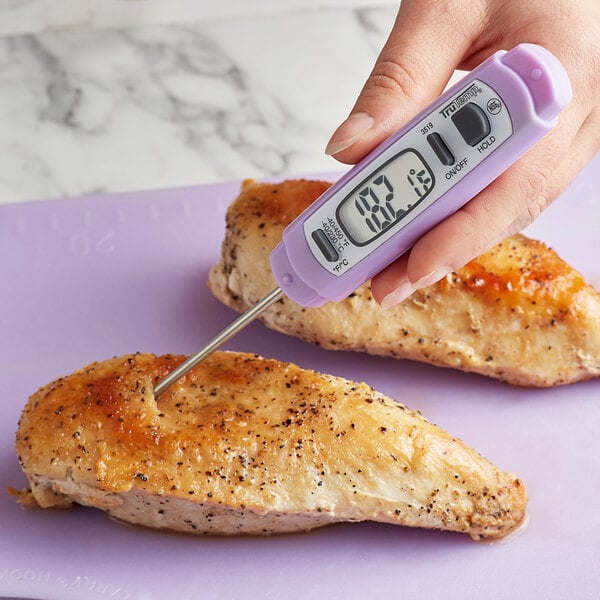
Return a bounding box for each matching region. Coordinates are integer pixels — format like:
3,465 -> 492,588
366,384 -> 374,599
311,228 -> 339,262
426,132 -> 455,166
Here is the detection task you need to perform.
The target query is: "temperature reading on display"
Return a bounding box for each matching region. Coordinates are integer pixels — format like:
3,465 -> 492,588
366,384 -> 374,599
337,149 -> 434,246
355,175 -> 395,236
407,167 -> 432,197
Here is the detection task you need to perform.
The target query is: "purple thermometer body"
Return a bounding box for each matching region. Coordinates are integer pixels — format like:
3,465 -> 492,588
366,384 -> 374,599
270,43 -> 571,307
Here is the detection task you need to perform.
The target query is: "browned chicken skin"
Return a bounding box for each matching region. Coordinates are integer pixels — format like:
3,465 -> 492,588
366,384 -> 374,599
208,179 -> 600,386
16,352 -> 526,540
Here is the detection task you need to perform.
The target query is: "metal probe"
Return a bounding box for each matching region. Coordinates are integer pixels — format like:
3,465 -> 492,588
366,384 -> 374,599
153,286 -> 284,397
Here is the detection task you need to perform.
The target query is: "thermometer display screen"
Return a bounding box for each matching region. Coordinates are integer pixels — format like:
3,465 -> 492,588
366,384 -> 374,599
337,149 -> 434,246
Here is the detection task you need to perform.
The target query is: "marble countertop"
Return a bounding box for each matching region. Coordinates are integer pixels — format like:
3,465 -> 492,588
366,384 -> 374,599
0,1 -> 400,205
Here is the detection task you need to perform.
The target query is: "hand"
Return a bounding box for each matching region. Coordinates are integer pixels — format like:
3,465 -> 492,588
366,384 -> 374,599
326,0 -> 600,308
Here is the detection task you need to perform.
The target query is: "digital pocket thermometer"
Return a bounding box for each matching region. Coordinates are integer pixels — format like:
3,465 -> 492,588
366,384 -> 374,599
154,43 -> 571,396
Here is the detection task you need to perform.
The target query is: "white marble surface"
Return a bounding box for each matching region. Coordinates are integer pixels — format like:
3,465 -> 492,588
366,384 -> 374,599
0,0 -> 397,36
0,3 -> 400,205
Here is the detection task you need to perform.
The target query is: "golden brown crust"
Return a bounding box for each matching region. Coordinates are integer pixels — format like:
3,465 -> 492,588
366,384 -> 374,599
208,179 -> 600,386
16,352 -> 526,539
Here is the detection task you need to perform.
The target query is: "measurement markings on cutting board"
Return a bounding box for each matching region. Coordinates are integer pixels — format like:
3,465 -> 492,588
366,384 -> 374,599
8,194 -> 206,258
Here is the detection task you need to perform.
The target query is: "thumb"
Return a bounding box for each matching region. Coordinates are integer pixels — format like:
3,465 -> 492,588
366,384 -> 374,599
326,0 -> 482,163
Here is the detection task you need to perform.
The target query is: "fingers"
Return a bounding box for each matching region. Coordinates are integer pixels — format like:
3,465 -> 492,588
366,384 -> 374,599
330,0 -> 600,309
325,0 -> 484,163
371,106 -> 600,307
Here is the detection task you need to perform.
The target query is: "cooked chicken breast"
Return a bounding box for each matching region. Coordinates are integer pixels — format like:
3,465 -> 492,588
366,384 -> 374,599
208,179 -> 600,387
16,352 -> 526,540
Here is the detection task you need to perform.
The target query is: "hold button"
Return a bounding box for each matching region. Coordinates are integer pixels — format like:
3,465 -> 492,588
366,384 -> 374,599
451,102 -> 490,146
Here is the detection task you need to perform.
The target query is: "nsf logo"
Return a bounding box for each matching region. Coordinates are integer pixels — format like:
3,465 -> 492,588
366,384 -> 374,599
487,98 -> 502,115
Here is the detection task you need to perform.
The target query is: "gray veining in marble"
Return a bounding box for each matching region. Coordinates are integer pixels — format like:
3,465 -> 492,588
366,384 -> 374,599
0,5 -> 399,204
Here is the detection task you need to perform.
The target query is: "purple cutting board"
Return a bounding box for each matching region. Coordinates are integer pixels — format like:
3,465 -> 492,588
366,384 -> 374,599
1,157 -> 599,600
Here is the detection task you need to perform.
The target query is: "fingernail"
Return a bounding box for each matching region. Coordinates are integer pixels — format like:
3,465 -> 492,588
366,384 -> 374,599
412,267 -> 452,290
325,112 -> 375,155
380,280 -> 414,310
